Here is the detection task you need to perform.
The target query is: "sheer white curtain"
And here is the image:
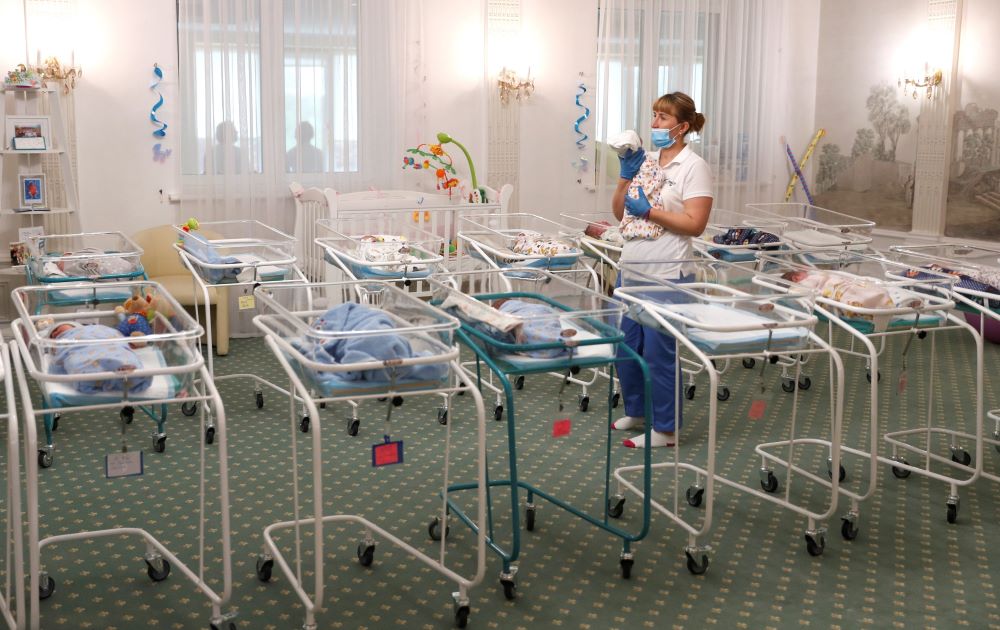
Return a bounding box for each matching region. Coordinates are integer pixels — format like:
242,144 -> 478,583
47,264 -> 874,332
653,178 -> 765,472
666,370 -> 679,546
595,0 -> 787,212
177,0 -> 421,333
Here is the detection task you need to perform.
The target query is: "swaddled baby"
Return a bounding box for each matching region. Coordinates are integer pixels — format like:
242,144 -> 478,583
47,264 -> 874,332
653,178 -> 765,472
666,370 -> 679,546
44,322 -> 152,393
781,269 -> 899,322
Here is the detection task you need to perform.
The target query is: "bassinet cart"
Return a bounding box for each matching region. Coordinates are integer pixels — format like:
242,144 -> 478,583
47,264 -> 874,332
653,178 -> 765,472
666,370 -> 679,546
427,268 -> 652,598
744,202 -> 874,252
10,280 -> 236,630
252,280 -> 488,629
24,231 -> 147,305
755,249 -> 982,532
612,258 -> 845,573
174,219 -> 311,439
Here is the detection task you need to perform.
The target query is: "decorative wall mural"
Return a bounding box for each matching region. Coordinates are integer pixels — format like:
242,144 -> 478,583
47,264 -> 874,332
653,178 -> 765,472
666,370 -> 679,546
945,103 -> 1000,239
813,83 -> 915,230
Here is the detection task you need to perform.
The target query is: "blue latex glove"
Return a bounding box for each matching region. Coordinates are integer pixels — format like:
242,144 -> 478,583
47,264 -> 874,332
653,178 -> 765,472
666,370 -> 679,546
618,147 -> 645,180
624,187 -> 653,219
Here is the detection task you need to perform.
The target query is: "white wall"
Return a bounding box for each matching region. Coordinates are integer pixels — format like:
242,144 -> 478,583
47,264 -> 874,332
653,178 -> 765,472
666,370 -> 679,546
779,0 -> 822,192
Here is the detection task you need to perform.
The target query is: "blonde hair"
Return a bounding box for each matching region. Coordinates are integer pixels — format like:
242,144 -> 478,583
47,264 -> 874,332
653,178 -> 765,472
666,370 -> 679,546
653,92 -> 706,135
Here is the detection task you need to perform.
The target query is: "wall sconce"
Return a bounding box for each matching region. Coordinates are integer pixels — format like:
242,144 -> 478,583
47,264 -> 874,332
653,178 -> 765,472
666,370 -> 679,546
34,55 -> 82,94
898,67 -> 942,100
497,67 -> 534,105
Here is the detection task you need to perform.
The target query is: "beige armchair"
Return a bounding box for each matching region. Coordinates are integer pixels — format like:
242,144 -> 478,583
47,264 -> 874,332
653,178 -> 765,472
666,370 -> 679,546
132,225 -> 230,355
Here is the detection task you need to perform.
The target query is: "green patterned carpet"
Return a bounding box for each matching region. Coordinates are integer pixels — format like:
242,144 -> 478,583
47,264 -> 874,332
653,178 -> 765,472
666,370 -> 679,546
7,325 -> 1000,629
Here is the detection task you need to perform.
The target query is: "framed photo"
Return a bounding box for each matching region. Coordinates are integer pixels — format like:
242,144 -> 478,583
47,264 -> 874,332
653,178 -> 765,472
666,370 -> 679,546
5,115 -> 50,151
18,174 -> 46,208
8,242 -> 27,266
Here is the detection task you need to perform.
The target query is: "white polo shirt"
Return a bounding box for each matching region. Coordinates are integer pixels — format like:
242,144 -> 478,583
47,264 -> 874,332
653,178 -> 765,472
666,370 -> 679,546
620,145 -> 714,280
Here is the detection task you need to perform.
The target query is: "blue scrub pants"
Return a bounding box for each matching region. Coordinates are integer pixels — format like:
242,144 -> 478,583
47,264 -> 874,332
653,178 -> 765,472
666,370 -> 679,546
616,314 -> 682,433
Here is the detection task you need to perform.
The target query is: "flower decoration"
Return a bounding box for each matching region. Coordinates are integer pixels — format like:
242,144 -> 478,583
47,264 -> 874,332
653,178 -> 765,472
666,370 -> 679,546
3,64 -> 42,89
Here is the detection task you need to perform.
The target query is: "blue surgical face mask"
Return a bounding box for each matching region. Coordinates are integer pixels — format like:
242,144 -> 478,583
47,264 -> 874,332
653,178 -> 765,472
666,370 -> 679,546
650,123 -> 683,149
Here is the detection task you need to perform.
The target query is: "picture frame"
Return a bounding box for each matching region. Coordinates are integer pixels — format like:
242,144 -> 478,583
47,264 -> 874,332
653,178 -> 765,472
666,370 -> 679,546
8,242 -> 27,266
5,115 -> 50,151
18,173 -> 46,208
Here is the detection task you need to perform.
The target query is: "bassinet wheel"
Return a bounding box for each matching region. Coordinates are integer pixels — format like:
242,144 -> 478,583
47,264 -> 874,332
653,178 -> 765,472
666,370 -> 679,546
181,401 -> 198,416
781,379 -> 796,393
39,574 -> 55,600
455,605 -> 470,629
357,543 -> 375,567
620,557 -> 634,579
37,450 -> 52,469
947,502 -> 959,524
347,418 -> 360,436
51,414 -> 60,431
500,578 -> 517,600
607,496 -> 625,519
917,330 -> 927,339
428,517 -> 449,541
684,385 -> 696,400
525,506 -> 536,531
761,472 -> 778,493
769,355 -> 780,365
254,391 -> 264,409
950,448 -> 972,467
827,462 -> 846,482
153,435 -> 167,453
514,375 -> 525,390
611,391 -> 621,408
210,623 -> 237,630
145,557 -> 171,581
805,532 -> 825,557
255,556 -> 273,582
841,517 -> 859,541
685,486 -> 704,507
392,396 -> 404,407
891,459 -> 911,479
866,370 -> 881,383
437,408 -> 448,425
494,405 -> 504,422
685,551 -> 709,575
716,387 -> 730,402
204,426 -> 216,445
299,416 -> 310,433
742,357 -> 756,369
121,406 -> 134,424
579,395 -> 590,412
798,376 -> 812,390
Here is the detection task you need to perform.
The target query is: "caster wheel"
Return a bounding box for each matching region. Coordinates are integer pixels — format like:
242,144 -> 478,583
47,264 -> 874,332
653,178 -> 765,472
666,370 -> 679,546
255,391 -> 264,409
611,391 -> 621,408
255,556 -> 273,582
570,365 -> 581,375
917,330 -> 927,339
607,496 -> 625,519
781,379 -> 796,393
841,518 -> 859,541
210,623 -> 237,630
525,507 -> 536,532
684,385 -> 696,400
39,575 -> 55,600
428,518 -> 449,541
153,436 -> 167,453
947,503 -> 958,524
685,551 -> 709,575
514,375 -> 525,390
827,463 -> 847,482
121,406 -> 134,424
437,408 -> 448,425
742,357 -> 756,369
299,416 -> 310,433
181,401 -> 198,416
620,557 -> 634,579
866,370 -> 881,383
798,376 -> 812,390
769,355 -> 780,365
579,396 -> 590,412
357,543 -> 375,567
455,605 -> 470,629
494,405 -> 504,422
38,450 -> 52,469
951,449 -> 972,467
500,579 -> 516,600
685,486 -> 704,508
205,426 -> 216,445
716,387 -> 730,402
319,402 -> 327,409
51,414 -> 60,431
145,557 -> 171,582
760,472 -> 778,493
891,459 -> 911,479
391,396 -> 404,407
347,418 -> 360,436
805,533 -> 825,557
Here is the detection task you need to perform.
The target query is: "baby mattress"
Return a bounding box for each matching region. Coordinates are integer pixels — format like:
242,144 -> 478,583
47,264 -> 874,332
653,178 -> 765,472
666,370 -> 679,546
498,327 -> 616,370
42,345 -> 179,407
637,302 -> 810,354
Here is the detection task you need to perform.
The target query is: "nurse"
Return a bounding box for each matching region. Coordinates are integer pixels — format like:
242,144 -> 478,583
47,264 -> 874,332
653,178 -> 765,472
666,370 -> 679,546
611,91 -> 714,448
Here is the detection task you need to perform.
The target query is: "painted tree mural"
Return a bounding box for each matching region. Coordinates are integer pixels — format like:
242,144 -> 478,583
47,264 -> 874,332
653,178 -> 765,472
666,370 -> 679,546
866,83 -> 911,161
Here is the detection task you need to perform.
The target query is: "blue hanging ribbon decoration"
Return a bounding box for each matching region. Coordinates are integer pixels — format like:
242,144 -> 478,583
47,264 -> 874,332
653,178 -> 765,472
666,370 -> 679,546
784,143 -> 814,205
574,83 -> 590,149
150,64 -> 167,138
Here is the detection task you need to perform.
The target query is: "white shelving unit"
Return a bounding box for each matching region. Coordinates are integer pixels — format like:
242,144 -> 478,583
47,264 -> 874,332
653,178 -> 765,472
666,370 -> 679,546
0,85 -> 80,321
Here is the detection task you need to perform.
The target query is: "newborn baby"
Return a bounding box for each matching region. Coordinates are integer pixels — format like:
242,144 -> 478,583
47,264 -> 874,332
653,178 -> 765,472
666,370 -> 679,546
43,321 -> 152,393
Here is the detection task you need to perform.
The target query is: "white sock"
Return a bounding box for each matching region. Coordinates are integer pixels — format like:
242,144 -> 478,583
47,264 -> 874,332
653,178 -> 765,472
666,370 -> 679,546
612,416 -> 645,430
623,431 -> 676,448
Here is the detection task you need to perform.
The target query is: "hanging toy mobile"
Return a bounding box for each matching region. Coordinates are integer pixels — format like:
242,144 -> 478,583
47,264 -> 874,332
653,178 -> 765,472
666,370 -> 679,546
402,143 -> 460,197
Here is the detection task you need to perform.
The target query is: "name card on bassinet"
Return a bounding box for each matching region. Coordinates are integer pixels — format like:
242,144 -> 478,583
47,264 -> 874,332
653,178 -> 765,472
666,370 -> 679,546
105,451 -> 144,478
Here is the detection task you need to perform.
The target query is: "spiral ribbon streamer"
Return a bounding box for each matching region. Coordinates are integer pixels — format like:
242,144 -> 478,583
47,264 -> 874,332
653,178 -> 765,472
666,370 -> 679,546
785,143 -> 814,205
150,64 -> 167,138
574,83 -> 590,150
